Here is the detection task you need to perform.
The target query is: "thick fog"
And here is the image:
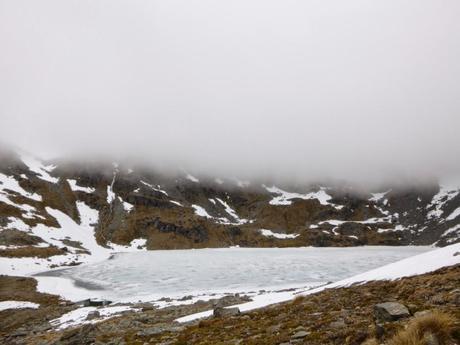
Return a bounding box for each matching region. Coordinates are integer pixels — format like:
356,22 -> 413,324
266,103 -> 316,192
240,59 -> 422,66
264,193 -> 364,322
1,0 -> 459,185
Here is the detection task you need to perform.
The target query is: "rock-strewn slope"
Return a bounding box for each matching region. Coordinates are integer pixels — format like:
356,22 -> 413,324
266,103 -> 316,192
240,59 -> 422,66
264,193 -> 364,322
1,146 -> 460,270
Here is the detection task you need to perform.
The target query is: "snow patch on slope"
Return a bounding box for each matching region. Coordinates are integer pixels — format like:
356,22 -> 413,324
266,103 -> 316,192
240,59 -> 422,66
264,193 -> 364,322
441,224 -> 460,243
68,179 -> 95,193
0,301 -> 40,311
260,229 -> 299,239
20,154 -> 58,183
0,173 -> 42,201
427,180 -> 460,220
140,180 -> 168,195
264,185 -> 338,208
369,190 -> 390,202
192,205 -> 214,218
0,201 -> 147,276
446,207 -> 460,221
216,198 -> 248,225
51,305 -> 137,330
186,174 -> 199,183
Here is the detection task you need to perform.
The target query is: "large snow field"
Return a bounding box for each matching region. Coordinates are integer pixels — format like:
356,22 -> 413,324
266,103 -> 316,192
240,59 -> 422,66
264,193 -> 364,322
36,246 -> 429,303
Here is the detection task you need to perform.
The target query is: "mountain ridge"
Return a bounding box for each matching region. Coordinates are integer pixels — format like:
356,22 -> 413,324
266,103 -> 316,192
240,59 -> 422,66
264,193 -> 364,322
1,146 -> 460,273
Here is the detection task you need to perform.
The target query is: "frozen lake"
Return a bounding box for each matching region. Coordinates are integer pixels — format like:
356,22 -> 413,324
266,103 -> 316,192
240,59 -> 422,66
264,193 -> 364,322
42,246 -> 430,302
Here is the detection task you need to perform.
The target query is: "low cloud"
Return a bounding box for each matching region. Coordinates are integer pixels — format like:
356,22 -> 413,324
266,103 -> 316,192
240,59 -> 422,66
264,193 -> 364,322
1,0 -> 459,186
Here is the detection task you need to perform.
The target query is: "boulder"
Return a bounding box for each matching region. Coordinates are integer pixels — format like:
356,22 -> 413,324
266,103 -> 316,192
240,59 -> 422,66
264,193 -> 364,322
79,299 -> 112,307
374,302 -> 410,322
213,306 -> 240,318
86,311 -> 100,321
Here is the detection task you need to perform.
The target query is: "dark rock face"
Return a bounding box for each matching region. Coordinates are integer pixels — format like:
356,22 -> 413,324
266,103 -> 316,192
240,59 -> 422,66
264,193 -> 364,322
374,302 -> 410,322
146,218 -> 209,243
79,299 -> 112,307
126,194 -> 172,208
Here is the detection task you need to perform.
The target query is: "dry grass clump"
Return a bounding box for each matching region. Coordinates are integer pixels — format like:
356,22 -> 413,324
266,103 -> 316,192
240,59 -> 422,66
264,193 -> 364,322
388,311 -> 457,345
361,339 -> 379,345
0,245 -> 65,258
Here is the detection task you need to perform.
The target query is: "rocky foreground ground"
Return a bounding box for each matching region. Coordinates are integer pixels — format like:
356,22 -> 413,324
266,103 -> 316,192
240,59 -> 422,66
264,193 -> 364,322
1,264 -> 459,345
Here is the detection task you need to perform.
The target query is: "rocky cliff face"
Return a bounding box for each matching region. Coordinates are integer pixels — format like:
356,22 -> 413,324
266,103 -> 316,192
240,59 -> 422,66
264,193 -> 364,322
1,146 -> 460,267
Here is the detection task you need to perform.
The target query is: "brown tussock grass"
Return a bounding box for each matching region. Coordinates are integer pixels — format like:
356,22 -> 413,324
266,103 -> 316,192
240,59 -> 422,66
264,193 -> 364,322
388,311 -> 456,345
0,245 -> 66,258
361,339 -> 379,345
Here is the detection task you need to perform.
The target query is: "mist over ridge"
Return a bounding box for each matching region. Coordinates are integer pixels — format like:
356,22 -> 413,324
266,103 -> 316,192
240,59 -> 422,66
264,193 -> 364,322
1,0 -> 459,187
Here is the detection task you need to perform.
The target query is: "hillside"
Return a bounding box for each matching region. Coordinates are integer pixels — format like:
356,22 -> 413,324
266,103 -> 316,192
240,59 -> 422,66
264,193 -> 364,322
1,146 -> 460,272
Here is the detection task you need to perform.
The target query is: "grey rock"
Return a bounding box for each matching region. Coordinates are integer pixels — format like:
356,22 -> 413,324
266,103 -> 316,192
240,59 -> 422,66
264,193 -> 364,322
178,295 -> 193,301
33,323 -> 52,332
137,327 -> 164,337
291,330 -> 310,339
78,298 -> 112,307
329,319 -> 346,328
213,306 -> 240,318
86,311 -> 100,320
374,302 -> 410,322
11,329 -> 28,337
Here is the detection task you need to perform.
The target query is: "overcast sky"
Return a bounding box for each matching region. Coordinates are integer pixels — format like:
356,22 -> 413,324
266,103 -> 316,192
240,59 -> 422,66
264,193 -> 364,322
1,0 -> 459,184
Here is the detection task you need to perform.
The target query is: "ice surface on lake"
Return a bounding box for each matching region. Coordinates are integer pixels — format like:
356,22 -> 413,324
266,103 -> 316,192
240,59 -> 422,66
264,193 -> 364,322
47,246 -> 429,302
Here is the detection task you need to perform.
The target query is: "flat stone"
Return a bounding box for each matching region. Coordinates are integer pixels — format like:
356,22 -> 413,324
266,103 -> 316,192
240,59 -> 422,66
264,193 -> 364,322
374,302 -> 410,322
137,327 -> 163,337
291,330 -> 310,339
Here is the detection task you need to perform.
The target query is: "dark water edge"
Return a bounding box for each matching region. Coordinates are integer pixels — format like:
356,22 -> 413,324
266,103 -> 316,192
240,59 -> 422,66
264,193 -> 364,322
34,269 -> 106,291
